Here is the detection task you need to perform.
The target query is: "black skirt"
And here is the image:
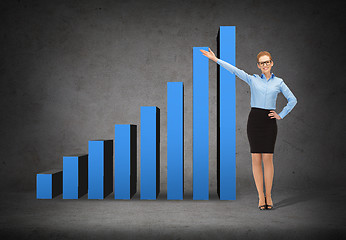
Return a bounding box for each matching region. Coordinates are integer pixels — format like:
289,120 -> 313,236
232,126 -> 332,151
247,107 -> 278,153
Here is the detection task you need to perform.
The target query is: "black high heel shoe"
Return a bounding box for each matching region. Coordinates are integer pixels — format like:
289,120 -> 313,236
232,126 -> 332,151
266,195 -> 273,210
258,197 -> 266,210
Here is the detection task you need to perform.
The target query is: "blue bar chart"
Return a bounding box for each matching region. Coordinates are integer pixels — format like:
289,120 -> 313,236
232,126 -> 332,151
63,155 -> 88,199
193,47 -> 209,200
88,140 -> 113,199
36,169 -> 62,199
217,26 -> 236,200
36,26 -> 237,201
140,106 -> 160,200
114,124 -> 137,199
167,82 -> 184,200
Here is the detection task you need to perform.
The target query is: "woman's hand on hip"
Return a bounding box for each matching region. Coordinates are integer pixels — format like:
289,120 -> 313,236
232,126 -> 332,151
269,110 -> 282,120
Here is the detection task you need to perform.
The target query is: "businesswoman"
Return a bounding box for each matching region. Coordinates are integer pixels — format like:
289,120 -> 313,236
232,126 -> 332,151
200,48 -> 297,210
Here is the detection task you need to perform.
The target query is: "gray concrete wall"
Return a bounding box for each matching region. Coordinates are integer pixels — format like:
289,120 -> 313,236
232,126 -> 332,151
1,0 -> 345,193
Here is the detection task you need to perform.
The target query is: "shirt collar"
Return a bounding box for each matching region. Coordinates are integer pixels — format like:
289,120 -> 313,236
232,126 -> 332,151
261,73 -> 275,80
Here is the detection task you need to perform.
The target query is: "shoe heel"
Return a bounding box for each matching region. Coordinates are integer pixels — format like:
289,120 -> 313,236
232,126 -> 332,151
265,195 -> 274,210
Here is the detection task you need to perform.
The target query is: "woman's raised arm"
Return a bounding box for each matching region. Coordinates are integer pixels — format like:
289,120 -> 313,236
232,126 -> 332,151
200,48 -> 253,86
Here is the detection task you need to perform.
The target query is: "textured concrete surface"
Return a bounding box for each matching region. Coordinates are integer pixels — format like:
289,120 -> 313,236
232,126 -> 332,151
0,0 -> 345,238
1,0 -> 345,193
1,187 -> 345,239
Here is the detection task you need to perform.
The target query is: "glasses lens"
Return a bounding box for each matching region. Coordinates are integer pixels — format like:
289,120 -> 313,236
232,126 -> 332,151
259,60 -> 271,66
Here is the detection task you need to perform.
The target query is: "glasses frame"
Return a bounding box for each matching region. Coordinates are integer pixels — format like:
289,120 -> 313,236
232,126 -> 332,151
257,60 -> 272,67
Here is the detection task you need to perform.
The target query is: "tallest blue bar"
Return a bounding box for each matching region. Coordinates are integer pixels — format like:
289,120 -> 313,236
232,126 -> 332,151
217,26 -> 236,200
193,47 -> 209,200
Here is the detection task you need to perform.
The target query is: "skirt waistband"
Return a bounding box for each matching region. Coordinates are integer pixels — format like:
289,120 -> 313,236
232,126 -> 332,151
251,107 -> 275,111
249,107 -> 277,123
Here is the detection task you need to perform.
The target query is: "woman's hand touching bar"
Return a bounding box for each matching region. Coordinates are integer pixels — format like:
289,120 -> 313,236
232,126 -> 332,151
200,48 -> 252,86
200,48 -> 218,63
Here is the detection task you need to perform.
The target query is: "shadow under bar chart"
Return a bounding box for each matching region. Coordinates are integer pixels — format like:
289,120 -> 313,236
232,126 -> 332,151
63,154 -> 88,199
88,140 -> 113,199
140,106 -> 160,200
36,169 -> 62,199
217,26 -> 236,200
167,82 -> 184,200
193,47 -> 209,200
114,124 -> 137,200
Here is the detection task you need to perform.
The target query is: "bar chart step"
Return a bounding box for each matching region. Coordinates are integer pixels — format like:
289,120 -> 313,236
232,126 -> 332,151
36,169 -> 63,199
114,124 -> 137,200
88,140 -> 113,199
63,154 -> 88,199
140,106 -> 160,200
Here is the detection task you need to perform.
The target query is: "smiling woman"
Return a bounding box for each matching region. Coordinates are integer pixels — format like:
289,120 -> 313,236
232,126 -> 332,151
257,51 -> 274,78
200,48 -> 297,211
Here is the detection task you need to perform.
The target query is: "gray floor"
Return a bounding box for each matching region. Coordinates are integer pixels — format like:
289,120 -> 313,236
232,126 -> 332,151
1,186 -> 345,240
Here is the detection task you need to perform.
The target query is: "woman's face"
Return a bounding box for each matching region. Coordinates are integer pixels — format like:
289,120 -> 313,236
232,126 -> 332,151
257,55 -> 273,74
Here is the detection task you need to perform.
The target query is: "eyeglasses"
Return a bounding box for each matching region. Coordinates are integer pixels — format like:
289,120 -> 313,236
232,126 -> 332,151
258,60 -> 272,66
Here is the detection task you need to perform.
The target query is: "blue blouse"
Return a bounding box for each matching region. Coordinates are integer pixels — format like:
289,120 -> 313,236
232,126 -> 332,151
216,59 -> 297,119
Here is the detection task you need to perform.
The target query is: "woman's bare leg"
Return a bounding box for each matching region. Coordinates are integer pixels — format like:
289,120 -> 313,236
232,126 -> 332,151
262,153 -> 274,207
251,153 -> 265,208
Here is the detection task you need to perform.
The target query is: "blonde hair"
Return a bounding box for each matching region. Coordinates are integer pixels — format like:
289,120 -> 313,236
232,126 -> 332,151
257,51 -> 272,63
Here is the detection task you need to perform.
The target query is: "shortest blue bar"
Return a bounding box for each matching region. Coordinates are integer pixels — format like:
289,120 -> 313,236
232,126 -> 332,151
63,154 -> 88,199
36,169 -> 63,199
